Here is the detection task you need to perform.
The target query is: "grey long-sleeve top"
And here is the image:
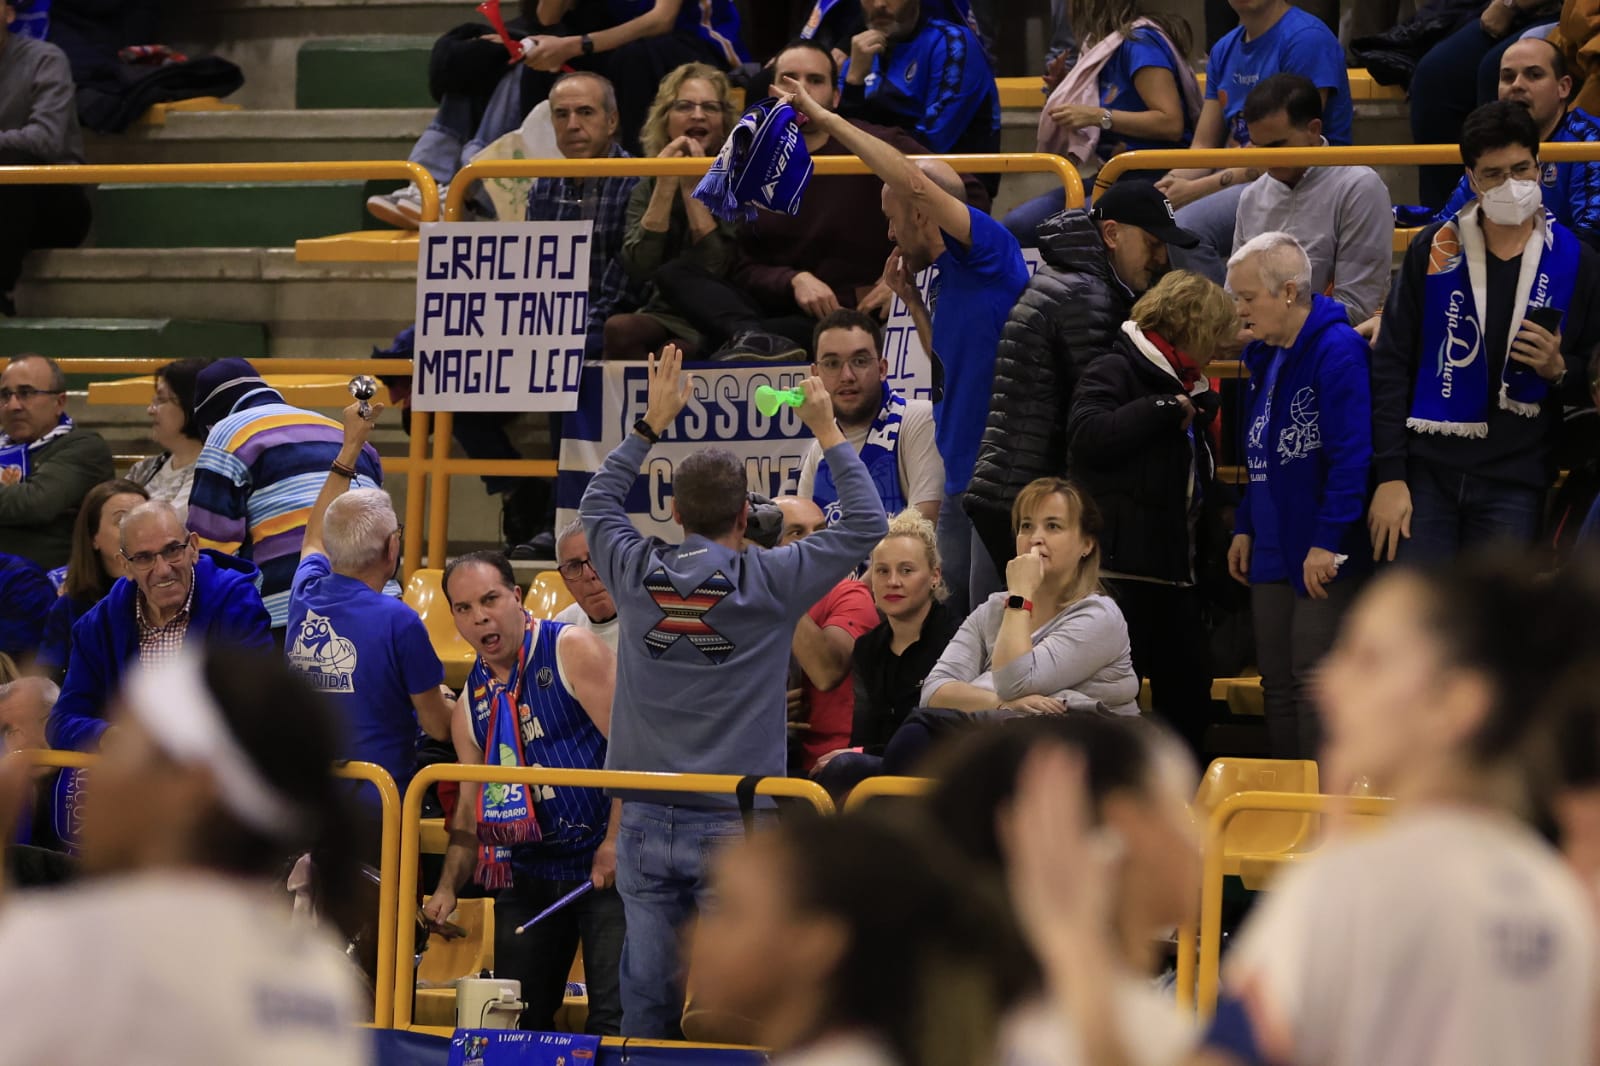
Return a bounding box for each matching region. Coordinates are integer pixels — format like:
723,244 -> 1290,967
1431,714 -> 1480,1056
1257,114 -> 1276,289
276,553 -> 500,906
0,34 -> 85,165
922,592 -> 1140,715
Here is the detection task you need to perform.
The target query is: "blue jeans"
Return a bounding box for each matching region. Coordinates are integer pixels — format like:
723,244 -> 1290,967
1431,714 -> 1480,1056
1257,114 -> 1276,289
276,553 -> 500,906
1003,188 -> 1067,248
1169,182 -> 1245,285
410,66 -> 528,187
937,493 -> 1002,619
1399,459 -> 1543,564
615,802 -> 773,1038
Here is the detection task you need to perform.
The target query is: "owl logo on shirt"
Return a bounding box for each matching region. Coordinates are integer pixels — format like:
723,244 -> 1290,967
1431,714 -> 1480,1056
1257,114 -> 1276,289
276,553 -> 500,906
286,609 -> 358,693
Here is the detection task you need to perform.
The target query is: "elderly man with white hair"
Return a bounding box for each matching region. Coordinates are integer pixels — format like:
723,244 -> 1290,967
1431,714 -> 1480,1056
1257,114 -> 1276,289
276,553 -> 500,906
1223,230 -> 1372,760
286,401 -> 452,798
551,518 -> 619,651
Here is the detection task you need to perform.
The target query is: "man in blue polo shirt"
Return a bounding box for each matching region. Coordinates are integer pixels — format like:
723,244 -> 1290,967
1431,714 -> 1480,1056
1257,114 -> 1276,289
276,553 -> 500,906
784,77 -> 1028,615
286,400 -> 453,803
1155,0 -> 1351,282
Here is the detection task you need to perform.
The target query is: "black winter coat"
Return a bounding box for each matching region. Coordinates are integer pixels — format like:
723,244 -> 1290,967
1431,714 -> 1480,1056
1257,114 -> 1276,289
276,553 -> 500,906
1067,329 -> 1219,584
963,209 -> 1132,570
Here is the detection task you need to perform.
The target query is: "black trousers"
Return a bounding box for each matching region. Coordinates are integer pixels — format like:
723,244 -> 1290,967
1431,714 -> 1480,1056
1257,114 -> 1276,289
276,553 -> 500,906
494,877 -> 626,1035
652,259 -> 816,353
0,184 -> 92,297
1105,579 -> 1214,763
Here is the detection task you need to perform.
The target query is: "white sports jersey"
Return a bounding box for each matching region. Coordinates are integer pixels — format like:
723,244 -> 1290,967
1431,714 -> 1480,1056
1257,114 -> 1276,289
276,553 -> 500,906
553,601 -> 619,652
1000,980 -> 1197,1066
1225,808 -> 1596,1066
0,871 -> 370,1066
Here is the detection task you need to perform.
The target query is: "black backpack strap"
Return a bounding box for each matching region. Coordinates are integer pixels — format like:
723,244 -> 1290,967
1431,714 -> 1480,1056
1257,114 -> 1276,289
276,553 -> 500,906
735,775 -> 763,835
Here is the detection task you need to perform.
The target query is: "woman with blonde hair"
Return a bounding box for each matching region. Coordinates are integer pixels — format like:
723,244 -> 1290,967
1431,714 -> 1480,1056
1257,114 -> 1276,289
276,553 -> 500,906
1067,269 -> 1238,757
605,62 -> 736,360
812,509 -> 962,796
882,479 -> 1140,773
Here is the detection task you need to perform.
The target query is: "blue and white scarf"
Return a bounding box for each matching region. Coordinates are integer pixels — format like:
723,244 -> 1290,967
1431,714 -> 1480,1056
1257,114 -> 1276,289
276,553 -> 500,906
1410,204 -> 1579,437
693,98 -> 813,223
0,413 -> 73,483
468,611 -> 544,891
813,383 -> 908,524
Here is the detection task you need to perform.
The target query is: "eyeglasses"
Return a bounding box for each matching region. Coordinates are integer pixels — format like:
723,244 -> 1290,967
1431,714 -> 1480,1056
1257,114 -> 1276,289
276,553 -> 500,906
122,539 -> 192,571
816,354 -> 878,375
557,556 -> 598,581
670,100 -> 724,115
1474,159 -> 1540,184
0,387 -> 65,403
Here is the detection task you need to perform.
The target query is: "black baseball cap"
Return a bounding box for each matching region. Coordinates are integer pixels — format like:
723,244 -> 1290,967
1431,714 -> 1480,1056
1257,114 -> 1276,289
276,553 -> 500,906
1089,182 -> 1200,248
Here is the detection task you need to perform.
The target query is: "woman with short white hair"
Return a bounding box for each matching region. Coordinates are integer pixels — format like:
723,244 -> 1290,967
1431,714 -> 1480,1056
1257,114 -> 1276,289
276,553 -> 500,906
1223,231 -> 1373,760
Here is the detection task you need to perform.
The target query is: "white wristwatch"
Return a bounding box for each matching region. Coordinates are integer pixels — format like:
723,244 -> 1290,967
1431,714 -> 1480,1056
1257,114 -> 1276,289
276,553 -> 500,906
1099,109 -> 1113,130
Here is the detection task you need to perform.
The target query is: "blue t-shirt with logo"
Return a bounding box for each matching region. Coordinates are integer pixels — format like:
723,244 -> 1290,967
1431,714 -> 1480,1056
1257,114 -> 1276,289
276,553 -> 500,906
1205,6 -> 1351,147
285,553 -> 444,795
1101,28 -> 1193,155
929,206 -> 1030,496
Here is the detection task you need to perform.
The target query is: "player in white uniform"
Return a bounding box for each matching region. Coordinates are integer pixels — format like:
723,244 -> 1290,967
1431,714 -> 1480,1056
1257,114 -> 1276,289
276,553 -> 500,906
1009,553 -> 1600,1066
0,645 -> 370,1066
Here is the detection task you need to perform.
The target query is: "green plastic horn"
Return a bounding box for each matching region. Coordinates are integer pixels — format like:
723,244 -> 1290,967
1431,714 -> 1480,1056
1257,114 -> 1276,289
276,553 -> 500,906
753,384 -> 805,417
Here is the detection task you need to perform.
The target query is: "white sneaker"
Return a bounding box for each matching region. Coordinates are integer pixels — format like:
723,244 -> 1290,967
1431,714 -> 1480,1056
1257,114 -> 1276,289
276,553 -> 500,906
366,182 -> 428,229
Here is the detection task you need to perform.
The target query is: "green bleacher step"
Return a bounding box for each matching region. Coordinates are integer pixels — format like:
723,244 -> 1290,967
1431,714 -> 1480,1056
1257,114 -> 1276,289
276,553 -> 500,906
0,319 -> 267,365
91,181 -> 396,248
297,36 -> 435,110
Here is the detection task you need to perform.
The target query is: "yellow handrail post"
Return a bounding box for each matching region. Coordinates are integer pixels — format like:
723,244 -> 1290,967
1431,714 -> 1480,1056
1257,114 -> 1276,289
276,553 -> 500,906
393,764 -> 835,1029
331,761 -> 402,1028
403,406 -> 429,581
841,775 -> 931,812
426,411 -> 454,569
1196,791 -> 1395,1017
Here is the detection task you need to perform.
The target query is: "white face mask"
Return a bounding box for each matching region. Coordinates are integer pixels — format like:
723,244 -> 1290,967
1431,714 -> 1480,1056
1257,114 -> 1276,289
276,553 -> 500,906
1477,176 -> 1543,225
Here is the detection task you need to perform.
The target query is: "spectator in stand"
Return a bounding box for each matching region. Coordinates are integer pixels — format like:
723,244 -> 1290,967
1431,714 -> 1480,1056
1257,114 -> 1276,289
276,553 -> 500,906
367,0 -> 748,225
186,359 -> 386,636
1068,270 -> 1238,760
423,551 -> 624,1035
127,359 -> 205,524
1411,1 -> 1560,208
966,183 -> 1199,579
1155,0 -> 1352,284
883,479 -> 1141,775
1234,74 -> 1393,325
1225,232 -> 1372,761
286,401 -> 453,806
784,76 -> 1028,616
527,72 -> 647,359
1431,37 -> 1600,248
1006,0 -> 1200,246
0,354 -> 114,570
812,509 -> 960,797
0,0 -> 90,318
0,676 -> 77,855
773,496 -> 881,774
1371,102 -> 1600,565
553,518 -> 619,651
794,310 -> 943,526
655,41 -> 975,358
837,0 -> 1001,163
580,349 -> 885,1037
49,501 -> 273,752
604,62 -> 735,361
0,551 -> 54,666
36,479 -> 147,680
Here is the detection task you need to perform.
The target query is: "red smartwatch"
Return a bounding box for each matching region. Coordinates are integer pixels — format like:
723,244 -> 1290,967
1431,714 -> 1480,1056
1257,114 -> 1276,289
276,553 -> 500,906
1005,595 -> 1033,613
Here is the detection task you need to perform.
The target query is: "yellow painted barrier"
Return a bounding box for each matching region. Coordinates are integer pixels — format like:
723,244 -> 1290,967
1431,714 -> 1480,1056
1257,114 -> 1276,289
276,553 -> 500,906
1095,141 -> 1600,194
842,775 -> 932,812
89,373 -> 355,409
0,161 -> 441,222
1182,790 -> 1395,1016
8,749 -> 403,1027
393,764 -> 835,1029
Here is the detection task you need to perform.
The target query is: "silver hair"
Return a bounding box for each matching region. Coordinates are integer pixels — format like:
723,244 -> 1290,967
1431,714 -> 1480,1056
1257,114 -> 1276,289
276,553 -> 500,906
324,488 -> 399,572
0,676 -> 61,710
555,516 -> 587,560
120,499 -> 186,551
1227,230 -> 1314,306
552,70 -> 619,115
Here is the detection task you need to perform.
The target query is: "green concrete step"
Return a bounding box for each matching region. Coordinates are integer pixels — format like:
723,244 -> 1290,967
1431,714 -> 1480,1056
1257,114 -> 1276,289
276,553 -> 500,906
296,36 -> 435,110
90,181 -> 402,248
0,319 -> 268,366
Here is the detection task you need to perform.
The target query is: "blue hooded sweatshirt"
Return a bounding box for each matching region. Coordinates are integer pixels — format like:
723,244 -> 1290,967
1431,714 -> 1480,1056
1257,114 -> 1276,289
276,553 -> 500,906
49,550 -> 273,751
1234,294 -> 1373,597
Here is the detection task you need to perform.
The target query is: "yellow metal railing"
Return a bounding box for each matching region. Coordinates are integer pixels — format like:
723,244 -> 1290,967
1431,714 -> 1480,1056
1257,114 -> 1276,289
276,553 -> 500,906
446,152 -> 1085,221
0,162 -> 441,221
842,775 -> 931,812
7,749 -> 403,1026
1181,790 -> 1395,1017
393,764 -> 835,1030
1095,141 -> 1600,193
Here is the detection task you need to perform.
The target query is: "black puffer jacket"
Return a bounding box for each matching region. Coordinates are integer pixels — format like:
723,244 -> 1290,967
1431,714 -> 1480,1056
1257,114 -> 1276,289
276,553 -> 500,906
963,209 -> 1131,570
1067,328 -> 1219,584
